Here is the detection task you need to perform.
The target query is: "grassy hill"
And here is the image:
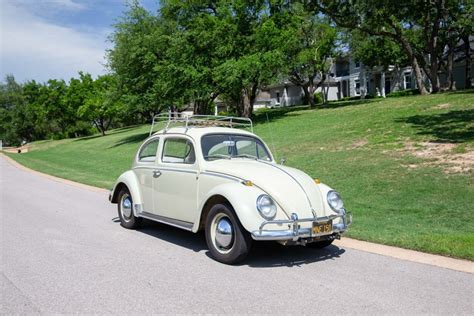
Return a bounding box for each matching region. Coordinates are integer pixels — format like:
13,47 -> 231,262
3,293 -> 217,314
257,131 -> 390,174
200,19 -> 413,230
5,91 -> 474,260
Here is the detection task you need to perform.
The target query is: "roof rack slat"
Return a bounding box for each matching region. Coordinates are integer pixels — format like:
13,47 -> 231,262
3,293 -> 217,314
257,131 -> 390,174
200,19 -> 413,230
149,112 -> 253,136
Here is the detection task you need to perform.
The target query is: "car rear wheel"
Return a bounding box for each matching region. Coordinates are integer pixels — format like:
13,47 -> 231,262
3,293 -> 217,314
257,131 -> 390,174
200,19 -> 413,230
117,187 -> 142,229
205,203 -> 252,264
306,239 -> 334,249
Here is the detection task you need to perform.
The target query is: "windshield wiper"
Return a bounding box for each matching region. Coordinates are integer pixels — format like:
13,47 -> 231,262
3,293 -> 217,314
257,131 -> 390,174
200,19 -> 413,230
234,154 -> 258,160
204,154 -> 231,161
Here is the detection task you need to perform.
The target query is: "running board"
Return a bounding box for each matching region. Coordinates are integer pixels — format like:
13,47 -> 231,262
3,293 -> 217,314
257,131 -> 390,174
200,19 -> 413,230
139,211 -> 194,231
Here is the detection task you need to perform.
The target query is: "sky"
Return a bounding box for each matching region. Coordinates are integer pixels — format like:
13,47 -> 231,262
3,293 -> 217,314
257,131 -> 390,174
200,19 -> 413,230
0,0 -> 158,83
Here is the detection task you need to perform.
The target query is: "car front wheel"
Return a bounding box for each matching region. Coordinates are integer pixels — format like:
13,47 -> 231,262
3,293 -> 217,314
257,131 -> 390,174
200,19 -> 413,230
205,203 -> 252,264
117,187 -> 142,229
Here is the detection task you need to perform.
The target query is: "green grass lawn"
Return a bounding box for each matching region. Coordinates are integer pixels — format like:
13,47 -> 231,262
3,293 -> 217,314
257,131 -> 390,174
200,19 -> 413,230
5,91 -> 474,260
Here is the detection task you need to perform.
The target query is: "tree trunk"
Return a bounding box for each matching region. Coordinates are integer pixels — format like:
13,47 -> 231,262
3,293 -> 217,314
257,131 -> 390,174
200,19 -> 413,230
105,118 -> 113,131
427,6 -> 441,94
412,56 -> 428,94
94,119 -> 106,136
463,35 -> 472,89
397,33 -> 429,94
446,44 -> 455,90
302,85 -> 315,107
238,84 -> 258,118
430,55 -> 440,93
193,100 -> 210,115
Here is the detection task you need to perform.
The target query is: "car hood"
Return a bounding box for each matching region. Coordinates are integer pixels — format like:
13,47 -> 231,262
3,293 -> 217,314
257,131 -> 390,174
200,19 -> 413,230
203,159 -> 327,219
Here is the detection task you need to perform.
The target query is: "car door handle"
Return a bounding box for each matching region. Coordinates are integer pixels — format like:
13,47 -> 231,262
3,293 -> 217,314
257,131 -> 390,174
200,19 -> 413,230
152,170 -> 162,178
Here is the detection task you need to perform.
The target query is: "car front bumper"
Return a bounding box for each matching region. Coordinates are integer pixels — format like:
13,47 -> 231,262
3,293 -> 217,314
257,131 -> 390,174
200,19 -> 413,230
251,210 -> 352,241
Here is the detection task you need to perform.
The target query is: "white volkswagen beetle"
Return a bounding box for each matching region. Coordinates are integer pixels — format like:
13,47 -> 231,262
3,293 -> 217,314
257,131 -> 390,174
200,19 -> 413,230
109,114 -> 351,264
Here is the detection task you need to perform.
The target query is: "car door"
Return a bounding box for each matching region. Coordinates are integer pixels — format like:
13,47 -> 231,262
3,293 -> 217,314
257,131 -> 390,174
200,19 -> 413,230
152,136 -> 198,224
132,137 -> 160,214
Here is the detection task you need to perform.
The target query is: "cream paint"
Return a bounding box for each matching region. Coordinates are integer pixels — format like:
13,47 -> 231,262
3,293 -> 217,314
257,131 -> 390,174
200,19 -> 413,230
151,134 -> 199,223
115,126 -> 345,235
132,166 -> 154,213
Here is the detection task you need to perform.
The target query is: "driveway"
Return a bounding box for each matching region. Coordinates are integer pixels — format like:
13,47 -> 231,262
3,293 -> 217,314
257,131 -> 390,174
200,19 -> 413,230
1,156 -> 473,314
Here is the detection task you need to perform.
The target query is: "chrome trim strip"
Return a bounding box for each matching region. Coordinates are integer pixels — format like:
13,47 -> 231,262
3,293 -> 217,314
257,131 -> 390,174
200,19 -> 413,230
201,171 -> 240,182
159,167 -> 198,174
133,166 -> 157,170
201,170 -> 291,219
132,166 -> 197,174
258,161 -> 316,216
139,211 -> 194,231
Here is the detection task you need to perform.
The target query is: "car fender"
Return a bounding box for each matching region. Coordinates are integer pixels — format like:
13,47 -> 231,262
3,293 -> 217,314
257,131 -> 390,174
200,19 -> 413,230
193,182 -> 288,233
110,170 -> 143,217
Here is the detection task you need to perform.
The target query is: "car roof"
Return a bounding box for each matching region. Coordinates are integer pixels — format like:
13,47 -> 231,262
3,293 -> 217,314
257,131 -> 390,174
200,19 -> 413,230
152,126 -> 257,139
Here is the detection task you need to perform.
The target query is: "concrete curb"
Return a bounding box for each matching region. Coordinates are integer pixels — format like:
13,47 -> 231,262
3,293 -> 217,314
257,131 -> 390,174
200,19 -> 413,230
2,153 -> 473,274
334,239 -> 474,274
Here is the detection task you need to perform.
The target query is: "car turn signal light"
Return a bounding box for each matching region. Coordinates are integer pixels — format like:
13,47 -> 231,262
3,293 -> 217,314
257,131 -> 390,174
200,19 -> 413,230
242,180 -> 253,186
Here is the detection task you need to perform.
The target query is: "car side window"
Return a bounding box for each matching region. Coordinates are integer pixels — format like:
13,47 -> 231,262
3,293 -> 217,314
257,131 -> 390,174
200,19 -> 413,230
138,138 -> 159,162
162,138 -> 195,164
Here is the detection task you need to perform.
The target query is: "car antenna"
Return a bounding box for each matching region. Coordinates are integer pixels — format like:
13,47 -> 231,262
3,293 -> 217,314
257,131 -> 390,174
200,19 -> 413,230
265,112 -> 281,164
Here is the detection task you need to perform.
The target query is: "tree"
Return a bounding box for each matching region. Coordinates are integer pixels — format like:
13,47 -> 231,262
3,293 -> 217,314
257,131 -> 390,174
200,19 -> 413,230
315,0 -> 474,94
160,0 -> 285,118
108,2 -> 171,121
278,5 -> 337,107
312,1 -> 432,94
160,0 -> 224,115
216,1 -> 284,117
77,73 -> 122,136
442,1 -> 474,89
0,75 -> 27,146
348,31 -> 408,71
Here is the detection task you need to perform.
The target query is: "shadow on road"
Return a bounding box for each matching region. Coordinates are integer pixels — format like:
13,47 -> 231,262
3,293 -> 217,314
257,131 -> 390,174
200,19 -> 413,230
121,218 -> 345,267
137,219 -> 207,252
243,242 -> 345,268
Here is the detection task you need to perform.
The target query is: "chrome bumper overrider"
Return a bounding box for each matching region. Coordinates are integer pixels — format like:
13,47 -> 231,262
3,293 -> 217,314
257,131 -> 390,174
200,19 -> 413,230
251,210 -> 352,241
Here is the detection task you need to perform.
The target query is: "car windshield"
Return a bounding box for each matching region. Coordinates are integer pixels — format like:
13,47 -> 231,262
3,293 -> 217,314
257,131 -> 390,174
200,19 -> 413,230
201,134 -> 272,161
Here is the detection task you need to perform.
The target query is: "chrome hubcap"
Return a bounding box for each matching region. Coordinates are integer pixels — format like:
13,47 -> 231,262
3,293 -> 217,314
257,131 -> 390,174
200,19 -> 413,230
215,217 -> 233,250
121,194 -> 132,220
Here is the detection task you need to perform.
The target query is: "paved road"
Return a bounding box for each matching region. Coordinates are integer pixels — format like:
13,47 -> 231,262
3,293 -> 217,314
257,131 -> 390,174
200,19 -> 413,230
1,156 -> 473,314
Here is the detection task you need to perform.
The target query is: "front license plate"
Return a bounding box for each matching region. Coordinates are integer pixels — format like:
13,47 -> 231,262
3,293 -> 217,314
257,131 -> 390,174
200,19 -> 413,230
312,221 -> 332,235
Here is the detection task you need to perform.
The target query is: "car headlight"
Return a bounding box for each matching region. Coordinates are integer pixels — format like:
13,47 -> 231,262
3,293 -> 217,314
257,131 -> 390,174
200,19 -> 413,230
256,195 -> 277,220
327,190 -> 344,213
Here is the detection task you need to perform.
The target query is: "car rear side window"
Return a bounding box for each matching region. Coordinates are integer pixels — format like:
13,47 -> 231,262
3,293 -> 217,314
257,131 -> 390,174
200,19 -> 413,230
162,138 -> 196,164
138,138 -> 159,162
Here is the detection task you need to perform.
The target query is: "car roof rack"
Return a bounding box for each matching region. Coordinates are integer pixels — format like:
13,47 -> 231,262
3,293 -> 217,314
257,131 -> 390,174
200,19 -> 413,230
149,112 -> 253,136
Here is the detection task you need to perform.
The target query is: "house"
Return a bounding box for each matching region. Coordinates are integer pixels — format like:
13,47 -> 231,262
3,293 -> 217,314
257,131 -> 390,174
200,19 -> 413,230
254,58 -> 419,107
253,36 -> 473,107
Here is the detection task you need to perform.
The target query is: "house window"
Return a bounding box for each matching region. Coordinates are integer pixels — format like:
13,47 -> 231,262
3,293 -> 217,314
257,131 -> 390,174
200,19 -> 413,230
354,61 -> 360,69
354,79 -> 360,95
276,92 -> 280,103
404,72 -> 412,89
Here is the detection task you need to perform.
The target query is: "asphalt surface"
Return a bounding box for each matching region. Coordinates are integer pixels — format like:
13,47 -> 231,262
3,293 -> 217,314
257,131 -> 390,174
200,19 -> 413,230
1,156 -> 473,314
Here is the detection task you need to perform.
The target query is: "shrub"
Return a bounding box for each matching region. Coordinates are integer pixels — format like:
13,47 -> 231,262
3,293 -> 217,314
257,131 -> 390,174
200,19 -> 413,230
314,92 -> 324,104
341,96 -> 361,101
386,89 -> 420,98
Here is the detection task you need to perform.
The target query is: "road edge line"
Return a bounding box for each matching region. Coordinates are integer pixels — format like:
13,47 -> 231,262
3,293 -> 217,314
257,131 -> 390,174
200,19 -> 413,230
2,152 -> 473,273
0,153 -> 108,194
